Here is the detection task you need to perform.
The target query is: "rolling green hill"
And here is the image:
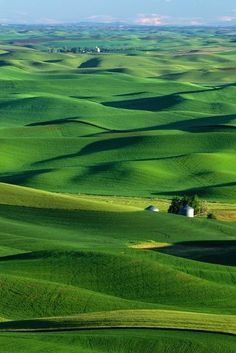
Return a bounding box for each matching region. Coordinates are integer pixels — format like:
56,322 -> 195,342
0,25 -> 235,353
0,182 -> 235,351
0,48 -> 235,199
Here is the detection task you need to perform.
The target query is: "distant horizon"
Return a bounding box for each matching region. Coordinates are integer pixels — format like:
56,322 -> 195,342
1,21 -> 236,28
0,1 -> 236,26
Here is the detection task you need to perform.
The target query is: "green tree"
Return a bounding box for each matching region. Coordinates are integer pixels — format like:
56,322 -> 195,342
168,195 -> 208,216
168,197 -> 182,214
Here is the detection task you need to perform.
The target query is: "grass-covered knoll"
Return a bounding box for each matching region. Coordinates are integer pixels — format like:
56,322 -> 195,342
0,182 -> 137,212
1,309 -> 236,335
0,330 -> 235,353
0,25 -> 235,352
0,188 -> 235,320
0,28 -> 235,201
0,193 -> 235,349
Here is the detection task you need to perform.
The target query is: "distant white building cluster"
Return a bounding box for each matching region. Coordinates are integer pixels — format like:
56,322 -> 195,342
145,204 -> 194,217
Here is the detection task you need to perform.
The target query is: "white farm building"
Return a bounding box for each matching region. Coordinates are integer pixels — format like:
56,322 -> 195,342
145,205 -> 160,213
179,205 -> 194,218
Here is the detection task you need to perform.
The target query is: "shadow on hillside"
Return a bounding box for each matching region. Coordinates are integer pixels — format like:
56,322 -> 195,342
0,250 -> 50,262
102,83 -> 236,112
151,114 -> 236,132
0,60 -> 10,67
27,117 -> 110,134
27,117 -> 77,126
151,181 -> 236,198
0,169 -> 51,185
116,91 -> 147,97
44,59 -> 63,63
102,94 -> 183,111
152,240 -> 236,266
33,136 -> 142,165
79,58 -> 102,68
95,113 -> 236,136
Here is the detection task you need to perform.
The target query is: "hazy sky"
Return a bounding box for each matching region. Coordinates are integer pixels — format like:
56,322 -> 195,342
0,0 -> 236,25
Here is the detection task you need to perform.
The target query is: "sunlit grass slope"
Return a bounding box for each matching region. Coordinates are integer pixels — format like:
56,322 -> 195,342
1,309 -> 236,335
0,184 -> 235,320
0,45 -> 235,200
0,27 -> 235,353
0,183 -> 235,350
0,182 -> 137,212
0,330 -> 235,353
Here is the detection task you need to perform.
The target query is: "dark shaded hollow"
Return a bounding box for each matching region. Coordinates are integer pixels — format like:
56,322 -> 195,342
152,240 -> 236,266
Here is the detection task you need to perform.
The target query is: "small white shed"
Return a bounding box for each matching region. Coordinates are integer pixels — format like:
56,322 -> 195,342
145,205 -> 160,213
179,205 -> 194,218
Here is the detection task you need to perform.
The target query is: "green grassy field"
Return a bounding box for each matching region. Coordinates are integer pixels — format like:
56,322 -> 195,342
0,25 -> 235,352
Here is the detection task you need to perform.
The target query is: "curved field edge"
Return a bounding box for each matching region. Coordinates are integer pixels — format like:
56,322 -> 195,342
0,182 -> 138,212
0,182 -> 235,220
1,309 -> 235,335
0,329 -> 235,353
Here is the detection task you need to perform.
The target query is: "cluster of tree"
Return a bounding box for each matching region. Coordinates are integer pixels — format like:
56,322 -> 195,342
48,47 -> 137,54
168,195 -> 208,216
